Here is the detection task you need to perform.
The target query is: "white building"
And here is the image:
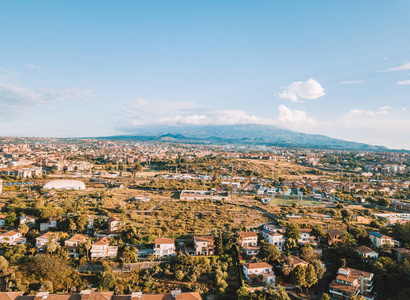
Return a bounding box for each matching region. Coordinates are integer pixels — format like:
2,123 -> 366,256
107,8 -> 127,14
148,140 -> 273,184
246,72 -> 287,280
65,234 -> 87,257
108,216 -> 122,232
40,217 -> 58,232
193,236 -> 214,256
0,229 -> 26,245
19,215 -> 36,226
243,262 -> 275,286
262,230 -> 286,252
0,215 -> 5,227
356,245 -> 379,260
43,179 -> 85,190
298,228 -> 317,246
237,231 -> 258,247
87,215 -> 94,229
369,232 -> 400,248
90,237 -> 118,258
36,231 -> 59,250
154,238 -> 176,257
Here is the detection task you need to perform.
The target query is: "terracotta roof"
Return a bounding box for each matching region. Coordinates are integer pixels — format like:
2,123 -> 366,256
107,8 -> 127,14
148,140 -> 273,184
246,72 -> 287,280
154,238 -> 174,245
108,217 -> 121,222
290,255 -> 308,267
67,234 -> 87,243
347,267 -> 373,279
238,231 -> 258,238
300,228 -> 312,233
0,292 -> 24,300
144,293 -> 201,300
336,274 -> 357,283
112,293 -> 202,300
47,295 -> 81,300
15,296 -> 34,300
93,237 -> 109,246
330,279 -> 358,294
39,231 -> 58,239
243,262 -> 272,270
194,236 -> 214,243
357,245 -> 378,255
88,292 -> 113,300
1,229 -> 20,237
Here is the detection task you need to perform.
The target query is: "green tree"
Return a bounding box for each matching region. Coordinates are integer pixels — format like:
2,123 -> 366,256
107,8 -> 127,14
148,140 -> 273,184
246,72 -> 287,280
99,271 -> 115,291
312,226 -> 326,244
18,223 -> 29,237
285,223 -> 301,240
291,265 -> 306,292
257,242 -> 280,263
341,209 -> 352,219
285,238 -> 298,252
0,256 -> 9,270
40,280 -> 54,293
76,214 -> 88,231
311,259 -> 326,280
300,246 -> 314,263
30,254 -> 72,291
321,294 -> 330,300
69,219 -> 77,234
5,212 -> 17,226
268,285 -> 291,300
175,270 -> 185,281
305,264 -> 318,291
378,198 -> 390,207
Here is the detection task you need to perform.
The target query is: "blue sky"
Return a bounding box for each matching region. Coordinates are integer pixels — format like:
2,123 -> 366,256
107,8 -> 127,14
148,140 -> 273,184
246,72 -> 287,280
0,1 -> 409,149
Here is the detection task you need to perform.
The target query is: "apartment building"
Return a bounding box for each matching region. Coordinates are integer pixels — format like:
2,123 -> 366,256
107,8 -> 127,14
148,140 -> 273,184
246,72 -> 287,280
90,237 -> 118,258
329,267 -> 374,300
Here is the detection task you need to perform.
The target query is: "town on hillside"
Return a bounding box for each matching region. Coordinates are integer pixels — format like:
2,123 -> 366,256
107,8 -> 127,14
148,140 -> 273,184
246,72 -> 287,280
0,137 -> 409,300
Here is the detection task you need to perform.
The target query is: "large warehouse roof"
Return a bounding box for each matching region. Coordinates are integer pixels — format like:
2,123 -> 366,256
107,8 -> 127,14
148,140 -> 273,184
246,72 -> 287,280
43,179 -> 86,190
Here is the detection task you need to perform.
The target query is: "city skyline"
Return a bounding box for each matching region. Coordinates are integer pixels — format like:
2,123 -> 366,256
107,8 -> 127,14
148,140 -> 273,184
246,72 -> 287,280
1,1 -> 410,149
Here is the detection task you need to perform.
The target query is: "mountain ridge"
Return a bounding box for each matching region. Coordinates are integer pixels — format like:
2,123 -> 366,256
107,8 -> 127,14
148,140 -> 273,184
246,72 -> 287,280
98,124 -> 404,152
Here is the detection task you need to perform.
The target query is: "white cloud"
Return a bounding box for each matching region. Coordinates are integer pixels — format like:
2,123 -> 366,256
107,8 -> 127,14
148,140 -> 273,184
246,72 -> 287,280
275,104 -> 316,126
278,78 -> 325,102
122,99 -> 318,130
159,109 -> 276,126
387,62 -> 410,71
346,106 -> 390,117
397,80 -> 410,85
338,80 -> 364,85
0,82 -> 94,118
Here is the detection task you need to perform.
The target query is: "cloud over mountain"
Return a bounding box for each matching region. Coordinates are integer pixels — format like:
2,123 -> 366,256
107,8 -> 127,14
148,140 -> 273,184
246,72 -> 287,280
278,78 -> 325,102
